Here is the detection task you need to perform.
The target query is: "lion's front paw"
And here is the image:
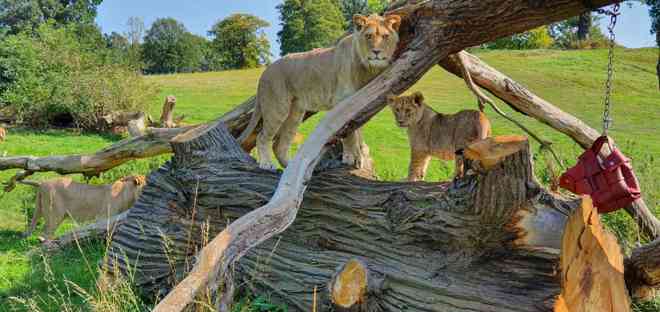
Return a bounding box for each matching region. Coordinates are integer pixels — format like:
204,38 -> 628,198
258,161 -> 277,171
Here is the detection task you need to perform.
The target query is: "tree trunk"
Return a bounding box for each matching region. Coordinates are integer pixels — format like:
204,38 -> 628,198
104,124 -> 576,311
577,12 -> 591,42
159,96 -> 178,128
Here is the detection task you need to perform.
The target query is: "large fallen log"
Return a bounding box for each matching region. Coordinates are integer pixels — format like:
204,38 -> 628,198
146,1 -> 630,310
105,124 -> 577,311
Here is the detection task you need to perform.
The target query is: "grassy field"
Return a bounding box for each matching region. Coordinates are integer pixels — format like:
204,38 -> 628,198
0,48 -> 659,311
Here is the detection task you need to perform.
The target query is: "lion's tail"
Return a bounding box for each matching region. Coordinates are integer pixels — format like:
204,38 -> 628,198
237,100 -> 262,144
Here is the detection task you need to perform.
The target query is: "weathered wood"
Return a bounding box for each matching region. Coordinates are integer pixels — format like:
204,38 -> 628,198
160,96 -> 178,128
440,50 -> 660,240
105,128 -> 578,311
554,197 -> 631,312
625,238 -> 660,300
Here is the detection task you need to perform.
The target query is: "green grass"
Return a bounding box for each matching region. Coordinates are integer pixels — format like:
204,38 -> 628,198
0,48 -> 658,311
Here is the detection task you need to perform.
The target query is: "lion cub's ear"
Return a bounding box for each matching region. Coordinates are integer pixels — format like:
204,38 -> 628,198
384,14 -> 402,32
412,92 -> 424,106
353,14 -> 368,31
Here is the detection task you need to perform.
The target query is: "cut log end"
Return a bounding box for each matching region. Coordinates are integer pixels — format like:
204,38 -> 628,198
555,196 -> 631,312
329,258 -> 383,312
331,259 -> 368,308
464,135 -> 528,170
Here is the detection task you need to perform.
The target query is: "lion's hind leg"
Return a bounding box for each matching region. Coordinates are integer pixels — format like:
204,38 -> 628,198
274,107 -> 305,168
255,79 -> 291,170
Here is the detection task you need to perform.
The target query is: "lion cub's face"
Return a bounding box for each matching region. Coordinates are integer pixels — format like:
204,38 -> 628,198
353,14 -> 401,69
388,92 -> 425,128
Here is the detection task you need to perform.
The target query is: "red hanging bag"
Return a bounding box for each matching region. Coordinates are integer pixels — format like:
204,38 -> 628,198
559,136 -> 641,213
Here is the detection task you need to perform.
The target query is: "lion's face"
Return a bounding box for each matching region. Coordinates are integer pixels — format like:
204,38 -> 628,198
353,14 -> 401,70
388,92 -> 425,128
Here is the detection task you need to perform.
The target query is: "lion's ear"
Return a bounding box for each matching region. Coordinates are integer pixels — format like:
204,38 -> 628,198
412,92 -> 424,106
384,14 -> 402,32
353,14 -> 368,31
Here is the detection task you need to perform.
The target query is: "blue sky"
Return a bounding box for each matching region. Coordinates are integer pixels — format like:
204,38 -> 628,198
95,1 -> 656,58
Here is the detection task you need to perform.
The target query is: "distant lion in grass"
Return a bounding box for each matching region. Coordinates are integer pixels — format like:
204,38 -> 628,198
20,175 -> 146,241
0,127 -> 5,142
238,13 -> 402,170
388,92 -> 492,181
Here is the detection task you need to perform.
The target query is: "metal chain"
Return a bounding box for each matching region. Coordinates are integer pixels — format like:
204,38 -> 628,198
597,3 -> 620,136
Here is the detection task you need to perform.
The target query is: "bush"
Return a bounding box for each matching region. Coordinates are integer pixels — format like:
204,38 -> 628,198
0,22 -> 155,130
483,26 -> 554,50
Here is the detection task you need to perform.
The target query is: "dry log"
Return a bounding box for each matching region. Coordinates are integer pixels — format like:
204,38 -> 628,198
105,124 -> 577,311
151,1 -> 622,310
440,51 -> 660,240
554,197 -> 631,312
625,238 -> 660,300
160,96 -> 178,128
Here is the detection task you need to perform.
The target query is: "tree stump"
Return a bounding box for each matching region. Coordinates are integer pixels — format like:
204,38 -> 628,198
103,122 -> 580,311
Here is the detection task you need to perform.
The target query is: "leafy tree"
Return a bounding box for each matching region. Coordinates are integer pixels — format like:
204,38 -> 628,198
340,0 -> 390,30
277,0 -> 346,56
483,26 -> 554,50
0,23 -> 153,129
208,13 -> 271,69
0,0 -> 103,35
646,0 -> 659,87
142,18 -> 203,74
549,14 -> 608,49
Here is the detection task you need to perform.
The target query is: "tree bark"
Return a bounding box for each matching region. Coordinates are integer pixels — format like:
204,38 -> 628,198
104,125 -> 577,311
439,51 -> 660,240
160,96 -> 178,128
577,12 -> 591,42
625,238 -> 660,300
554,197 -> 631,312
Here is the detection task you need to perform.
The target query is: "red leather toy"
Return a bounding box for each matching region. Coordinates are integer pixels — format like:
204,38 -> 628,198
559,136 -> 641,213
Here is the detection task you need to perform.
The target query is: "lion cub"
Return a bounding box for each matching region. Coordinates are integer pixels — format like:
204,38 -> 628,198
388,92 -> 491,181
20,175 -> 146,240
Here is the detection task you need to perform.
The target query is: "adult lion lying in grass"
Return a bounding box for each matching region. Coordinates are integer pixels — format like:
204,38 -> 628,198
20,175 -> 146,241
388,92 -> 491,181
239,13 -> 402,170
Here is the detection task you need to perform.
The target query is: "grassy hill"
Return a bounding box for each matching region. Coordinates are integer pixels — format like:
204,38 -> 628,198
0,48 -> 658,311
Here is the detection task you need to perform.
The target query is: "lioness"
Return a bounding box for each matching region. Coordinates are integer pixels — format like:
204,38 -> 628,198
20,175 -> 146,240
388,92 -> 491,181
0,127 -> 5,142
239,13 -> 401,170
